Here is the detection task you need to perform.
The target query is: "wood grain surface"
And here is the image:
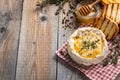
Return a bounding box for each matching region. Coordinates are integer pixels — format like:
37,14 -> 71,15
0,0 -> 23,80
57,3 -> 90,80
16,0 -> 58,80
0,0 -> 119,80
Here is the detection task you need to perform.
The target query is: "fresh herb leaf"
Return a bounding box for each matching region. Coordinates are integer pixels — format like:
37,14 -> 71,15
103,60 -> 109,67
36,0 -> 69,15
81,39 -> 99,50
111,57 -> 118,65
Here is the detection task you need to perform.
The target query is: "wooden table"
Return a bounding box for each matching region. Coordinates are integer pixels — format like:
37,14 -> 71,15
0,0 -> 120,80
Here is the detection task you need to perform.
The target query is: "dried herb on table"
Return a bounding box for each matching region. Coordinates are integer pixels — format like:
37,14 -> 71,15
103,37 -> 120,67
36,0 -> 81,30
36,0 -> 69,15
103,59 -> 109,67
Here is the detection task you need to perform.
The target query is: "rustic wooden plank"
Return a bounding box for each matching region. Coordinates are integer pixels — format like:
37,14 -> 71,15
57,2 -> 90,80
16,0 -> 58,80
0,0 -> 23,80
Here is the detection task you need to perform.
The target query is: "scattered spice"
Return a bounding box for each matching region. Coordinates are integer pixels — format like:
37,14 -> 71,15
36,0 -> 80,30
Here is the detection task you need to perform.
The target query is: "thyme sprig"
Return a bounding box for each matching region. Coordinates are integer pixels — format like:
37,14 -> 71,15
36,0 -> 70,15
36,0 -> 81,29
36,0 -> 82,15
81,39 -> 100,50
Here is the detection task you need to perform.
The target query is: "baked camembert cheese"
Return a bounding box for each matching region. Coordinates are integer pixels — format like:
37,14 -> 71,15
67,27 -> 108,66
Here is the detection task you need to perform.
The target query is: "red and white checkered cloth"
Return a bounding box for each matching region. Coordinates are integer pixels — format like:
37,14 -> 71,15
56,24 -> 120,80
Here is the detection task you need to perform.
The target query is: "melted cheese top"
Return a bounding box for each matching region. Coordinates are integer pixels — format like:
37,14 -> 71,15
71,29 -> 105,59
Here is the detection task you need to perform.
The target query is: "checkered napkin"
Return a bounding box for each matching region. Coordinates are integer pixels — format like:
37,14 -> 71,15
56,24 -> 120,80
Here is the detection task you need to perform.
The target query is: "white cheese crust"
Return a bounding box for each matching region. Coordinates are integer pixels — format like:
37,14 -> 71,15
67,27 -> 108,66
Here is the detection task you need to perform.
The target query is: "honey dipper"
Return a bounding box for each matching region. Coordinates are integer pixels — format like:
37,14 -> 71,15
79,0 -> 101,16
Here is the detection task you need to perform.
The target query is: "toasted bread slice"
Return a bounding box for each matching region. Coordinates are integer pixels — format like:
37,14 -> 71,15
104,21 -> 113,37
96,17 -> 104,29
100,18 -> 109,32
93,17 -> 99,27
102,0 -> 110,4
113,0 -> 120,3
111,4 -> 118,21
96,17 -> 119,40
107,19 -> 119,39
107,24 -> 116,39
109,0 -> 116,3
116,4 -> 120,24
102,0 -> 120,4
94,5 -> 107,29
102,5 -> 107,17
106,4 -> 112,18
113,22 -> 119,37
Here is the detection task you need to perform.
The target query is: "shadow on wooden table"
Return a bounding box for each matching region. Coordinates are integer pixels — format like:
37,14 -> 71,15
54,54 -> 90,80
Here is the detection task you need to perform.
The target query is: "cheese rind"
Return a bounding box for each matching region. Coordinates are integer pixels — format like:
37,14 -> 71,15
68,27 -> 108,66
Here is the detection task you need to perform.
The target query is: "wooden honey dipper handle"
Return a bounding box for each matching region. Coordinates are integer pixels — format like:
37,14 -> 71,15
90,0 -> 101,7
